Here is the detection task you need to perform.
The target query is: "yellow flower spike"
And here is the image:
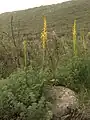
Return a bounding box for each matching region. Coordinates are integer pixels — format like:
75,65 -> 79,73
43,16 -> 47,39
40,16 -> 47,69
41,16 -> 47,49
73,20 -> 77,56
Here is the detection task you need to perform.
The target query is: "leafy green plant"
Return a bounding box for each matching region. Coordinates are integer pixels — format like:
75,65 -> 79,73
0,68 -> 52,120
53,57 -> 90,92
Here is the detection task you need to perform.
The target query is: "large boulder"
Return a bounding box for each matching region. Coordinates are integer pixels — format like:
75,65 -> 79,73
44,85 -> 79,120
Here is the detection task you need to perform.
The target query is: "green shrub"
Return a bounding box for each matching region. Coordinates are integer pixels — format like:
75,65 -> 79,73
0,68 -> 52,120
68,57 -> 90,91
55,57 -> 90,92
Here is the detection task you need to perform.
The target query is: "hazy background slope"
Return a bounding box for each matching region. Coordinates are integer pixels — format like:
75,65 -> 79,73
0,0 -> 90,37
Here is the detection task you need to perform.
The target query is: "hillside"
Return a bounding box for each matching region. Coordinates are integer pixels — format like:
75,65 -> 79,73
0,0 -> 90,78
0,1 -> 90,119
0,0 -> 90,37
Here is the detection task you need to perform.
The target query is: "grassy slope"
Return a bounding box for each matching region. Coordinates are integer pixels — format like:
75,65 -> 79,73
0,0 -> 90,37
0,0 -> 90,79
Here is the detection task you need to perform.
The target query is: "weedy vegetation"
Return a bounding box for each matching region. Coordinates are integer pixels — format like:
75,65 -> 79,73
0,0 -> 90,119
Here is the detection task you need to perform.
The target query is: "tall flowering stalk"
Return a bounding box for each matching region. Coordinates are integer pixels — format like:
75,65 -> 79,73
23,40 -> 29,87
73,20 -> 77,56
41,16 -> 47,68
82,31 -> 87,50
81,30 -> 87,55
41,16 -> 47,49
23,40 -> 27,69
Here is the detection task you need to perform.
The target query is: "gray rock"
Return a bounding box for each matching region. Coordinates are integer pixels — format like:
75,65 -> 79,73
44,85 -> 79,119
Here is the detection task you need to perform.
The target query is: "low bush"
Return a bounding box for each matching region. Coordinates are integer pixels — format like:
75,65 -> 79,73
55,57 -> 90,92
0,68 -> 52,120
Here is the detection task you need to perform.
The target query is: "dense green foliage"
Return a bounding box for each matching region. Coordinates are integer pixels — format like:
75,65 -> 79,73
0,56 -> 90,119
0,68 -> 52,120
55,57 -> 90,91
